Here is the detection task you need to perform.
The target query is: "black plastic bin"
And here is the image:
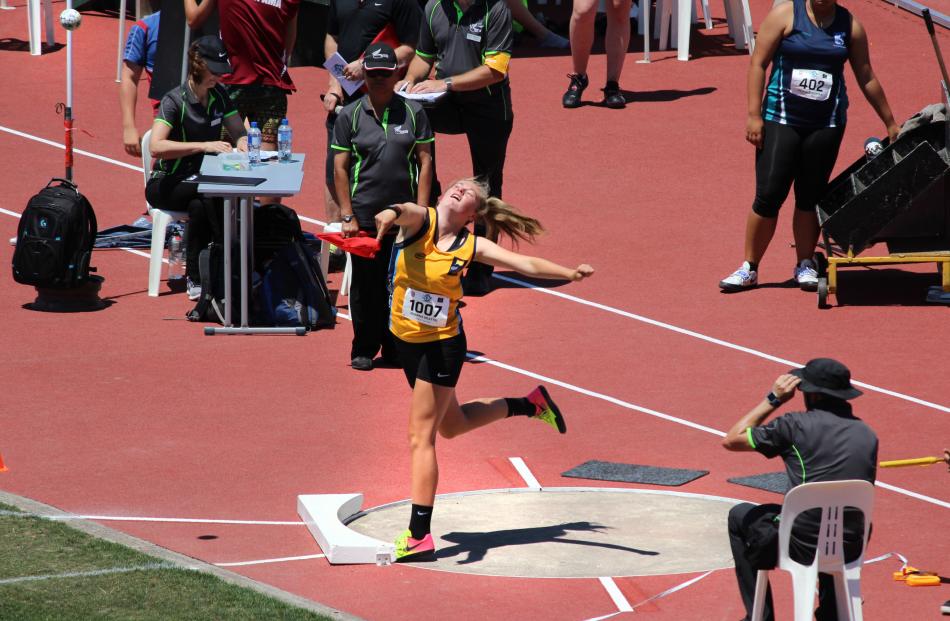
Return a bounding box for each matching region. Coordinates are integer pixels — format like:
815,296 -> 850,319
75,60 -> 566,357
817,120 -> 950,256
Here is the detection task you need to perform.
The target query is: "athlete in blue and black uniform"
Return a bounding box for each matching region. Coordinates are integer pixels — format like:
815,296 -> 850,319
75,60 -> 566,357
719,0 -> 900,293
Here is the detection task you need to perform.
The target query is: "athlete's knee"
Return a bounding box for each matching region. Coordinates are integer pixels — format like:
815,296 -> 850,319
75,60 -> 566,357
752,195 -> 782,218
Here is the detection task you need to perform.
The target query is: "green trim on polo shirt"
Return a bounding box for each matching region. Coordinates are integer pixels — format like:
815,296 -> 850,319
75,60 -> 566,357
407,143 -> 417,190
416,137 -> 435,143
350,149 -> 363,197
330,144 -> 349,151
223,110 -> 239,118
792,444 -> 806,482
746,427 -> 756,449
415,49 -> 436,59
156,118 -> 174,128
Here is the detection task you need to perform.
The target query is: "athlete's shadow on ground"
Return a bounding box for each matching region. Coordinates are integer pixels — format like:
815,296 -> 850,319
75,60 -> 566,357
435,521 -> 659,564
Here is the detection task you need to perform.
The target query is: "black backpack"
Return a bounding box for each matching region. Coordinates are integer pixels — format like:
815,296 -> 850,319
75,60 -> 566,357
256,240 -> 337,330
12,178 -> 97,288
186,241 -> 243,324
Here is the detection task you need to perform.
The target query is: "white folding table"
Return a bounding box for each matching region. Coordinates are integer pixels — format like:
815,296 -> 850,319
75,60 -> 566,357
197,153 -> 306,336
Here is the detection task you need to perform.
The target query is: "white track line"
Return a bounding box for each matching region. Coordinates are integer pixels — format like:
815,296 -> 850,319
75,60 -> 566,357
473,353 -> 725,437
598,577 -> 634,613
0,125 -> 143,172
492,274 -> 950,415
2,124 -> 946,414
43,515 -> 304,526
508,457 -> 542,490
0,207 -> 22,219
875,481 -> 950,509
0,563 -> 171,585
214,553 -> 325,567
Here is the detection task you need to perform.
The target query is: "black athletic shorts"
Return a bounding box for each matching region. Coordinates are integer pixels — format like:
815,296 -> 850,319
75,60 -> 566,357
394,332 -> 467,388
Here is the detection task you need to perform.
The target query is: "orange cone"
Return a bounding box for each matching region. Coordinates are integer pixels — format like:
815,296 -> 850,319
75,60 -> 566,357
0,452 -> 7,472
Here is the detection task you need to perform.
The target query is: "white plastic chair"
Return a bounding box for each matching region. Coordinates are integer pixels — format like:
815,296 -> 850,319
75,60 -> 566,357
320,222 -> 352,298
142,129 -> 189,297
751,480 -> 874,621
26,0 -> 54,56
655,0 -> 752,59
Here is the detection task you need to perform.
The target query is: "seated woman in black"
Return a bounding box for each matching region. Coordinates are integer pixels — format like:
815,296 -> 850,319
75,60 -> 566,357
146,35 -> 247,299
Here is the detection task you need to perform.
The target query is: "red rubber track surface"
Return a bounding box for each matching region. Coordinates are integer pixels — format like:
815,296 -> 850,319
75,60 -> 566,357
0,1 -> 948,619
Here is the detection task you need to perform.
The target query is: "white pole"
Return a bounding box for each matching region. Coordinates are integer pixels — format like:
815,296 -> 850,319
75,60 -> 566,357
66,0 -> 72,109
116,0 -> 127,82
43,0 -> 54,47
638,0 -> 652,63
28,0 -> 41,55
65,0 -> 74,180
180,20 -> 191,84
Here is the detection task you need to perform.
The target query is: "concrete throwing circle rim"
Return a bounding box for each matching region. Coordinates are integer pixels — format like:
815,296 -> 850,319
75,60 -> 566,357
347,487 -> 747,579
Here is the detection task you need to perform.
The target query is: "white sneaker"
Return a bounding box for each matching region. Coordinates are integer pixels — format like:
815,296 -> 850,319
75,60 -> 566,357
942,599 -> 950,615
794,259 -> 819,291
719,262 -> 758,291
187,277 -> 202,301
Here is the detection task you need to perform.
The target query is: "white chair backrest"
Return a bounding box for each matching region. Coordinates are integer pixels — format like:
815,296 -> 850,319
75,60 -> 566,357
778,480 -> 874,572
141,129 -> 152,185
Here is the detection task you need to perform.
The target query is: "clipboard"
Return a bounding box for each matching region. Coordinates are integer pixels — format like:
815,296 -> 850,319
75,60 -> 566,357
190,174 -> 267,186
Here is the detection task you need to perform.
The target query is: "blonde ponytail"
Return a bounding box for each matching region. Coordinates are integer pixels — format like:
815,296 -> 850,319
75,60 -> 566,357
459,178 -> 544,245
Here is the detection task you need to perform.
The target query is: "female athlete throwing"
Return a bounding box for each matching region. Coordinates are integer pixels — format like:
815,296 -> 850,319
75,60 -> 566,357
375,178 -> 594,561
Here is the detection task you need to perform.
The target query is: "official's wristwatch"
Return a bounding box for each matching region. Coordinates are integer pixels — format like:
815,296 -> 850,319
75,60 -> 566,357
766,391 -> 783,408
444,77 -> 454,92
341,214 -> 355,223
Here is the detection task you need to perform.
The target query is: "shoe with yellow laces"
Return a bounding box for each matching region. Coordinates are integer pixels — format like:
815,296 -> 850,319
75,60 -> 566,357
394,529 -> 436,563
527,386 -> 567,434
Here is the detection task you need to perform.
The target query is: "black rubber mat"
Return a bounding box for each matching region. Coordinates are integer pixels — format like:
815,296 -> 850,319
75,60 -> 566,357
727,472 -> 791,494
561,460 -> 708,486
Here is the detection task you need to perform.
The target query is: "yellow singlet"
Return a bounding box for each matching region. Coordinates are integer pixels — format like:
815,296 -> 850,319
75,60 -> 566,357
389,208 -> 476,343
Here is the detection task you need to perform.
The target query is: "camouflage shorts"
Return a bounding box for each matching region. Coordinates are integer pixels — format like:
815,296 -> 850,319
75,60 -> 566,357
222,84 -> 289,144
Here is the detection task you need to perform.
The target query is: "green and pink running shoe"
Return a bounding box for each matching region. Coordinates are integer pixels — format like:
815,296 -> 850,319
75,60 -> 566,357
394,529 -> 436,562
527,386 -> 567,434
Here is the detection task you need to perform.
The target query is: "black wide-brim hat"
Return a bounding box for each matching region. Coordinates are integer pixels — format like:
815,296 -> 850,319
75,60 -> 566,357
194,35 -> 233,76
790,358 -> 863,400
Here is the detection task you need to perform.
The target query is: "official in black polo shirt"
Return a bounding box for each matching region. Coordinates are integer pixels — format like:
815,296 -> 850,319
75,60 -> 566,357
400,0 -> 514,295
722,358 -> 878,621
147,36 -> 248,297
331,43 -> 434,371
322,0 -> 422,227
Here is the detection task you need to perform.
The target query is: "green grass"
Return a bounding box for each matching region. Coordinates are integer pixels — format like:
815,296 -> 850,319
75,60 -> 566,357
0,502 -> 335,621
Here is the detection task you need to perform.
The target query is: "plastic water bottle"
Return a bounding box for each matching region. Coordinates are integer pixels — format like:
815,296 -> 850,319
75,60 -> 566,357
248,121 -> 262,165
864,137 -> 884,161
277,118 -> 292,162
167,228 -> 186,287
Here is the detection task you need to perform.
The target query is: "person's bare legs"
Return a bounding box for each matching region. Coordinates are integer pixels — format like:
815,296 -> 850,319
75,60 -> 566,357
604,0 -> 632,83
439,395 -> 510,439
569,0 -> 599,75
408,385 -> 510,506
792,208 -> 820,263
743,212 -> 778,265
407,380 -> 453,506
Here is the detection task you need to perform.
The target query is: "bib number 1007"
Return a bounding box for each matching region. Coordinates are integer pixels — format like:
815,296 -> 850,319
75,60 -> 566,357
402,288 -> 450,327
790,69 -> 833,101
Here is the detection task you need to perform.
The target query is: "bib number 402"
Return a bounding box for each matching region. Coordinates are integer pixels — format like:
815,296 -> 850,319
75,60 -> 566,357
798,77 -> 824,92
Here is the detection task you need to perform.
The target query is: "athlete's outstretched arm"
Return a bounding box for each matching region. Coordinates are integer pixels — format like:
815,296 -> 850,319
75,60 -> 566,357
475,239 -> 594,281
375,202 -> 428,241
